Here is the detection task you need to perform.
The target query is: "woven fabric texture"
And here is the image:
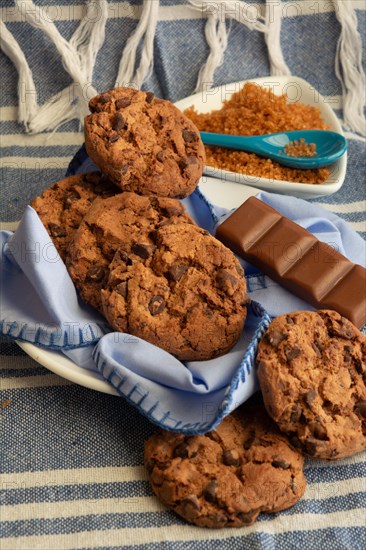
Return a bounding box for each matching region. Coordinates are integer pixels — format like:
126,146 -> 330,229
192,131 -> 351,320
1,1 -> 365,548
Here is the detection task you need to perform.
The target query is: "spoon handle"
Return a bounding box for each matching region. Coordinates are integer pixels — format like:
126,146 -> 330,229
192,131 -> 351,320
200,132 -> 262,154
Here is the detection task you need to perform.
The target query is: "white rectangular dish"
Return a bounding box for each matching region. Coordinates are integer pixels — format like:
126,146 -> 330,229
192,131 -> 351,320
175,76 -> 347,199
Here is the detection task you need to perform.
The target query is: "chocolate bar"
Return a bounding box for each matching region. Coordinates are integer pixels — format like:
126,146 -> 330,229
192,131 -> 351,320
216,197 -> 366,328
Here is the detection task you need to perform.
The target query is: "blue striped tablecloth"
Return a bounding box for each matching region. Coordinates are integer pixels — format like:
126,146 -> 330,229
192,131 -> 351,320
1,1 -> 365,548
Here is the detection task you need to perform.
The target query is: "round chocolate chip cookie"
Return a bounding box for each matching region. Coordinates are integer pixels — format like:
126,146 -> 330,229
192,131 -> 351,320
101,222 -> 247,361
144,399 -> 306,528
84,87 -> 205,198
31,172 -> 119,259
257,310 -> 366,460
66,192 -> 193,312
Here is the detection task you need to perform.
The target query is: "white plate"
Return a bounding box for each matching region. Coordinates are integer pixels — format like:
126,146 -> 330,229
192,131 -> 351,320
175,76 -> 347,199
17,341 -> 119,395
16,178 -> 258,394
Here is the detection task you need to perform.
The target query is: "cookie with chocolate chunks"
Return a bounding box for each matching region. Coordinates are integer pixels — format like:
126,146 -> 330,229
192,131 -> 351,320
66,192 -> 193,312
31,172 -> 119,260
257,310 -> 366,460
84,87 -> 205,198
144,398 -> 306,528
101,222 -> 247,361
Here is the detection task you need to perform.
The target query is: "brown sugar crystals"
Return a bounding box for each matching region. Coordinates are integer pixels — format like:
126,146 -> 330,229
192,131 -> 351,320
184,83 -> 330,184
284,138 -> 317,158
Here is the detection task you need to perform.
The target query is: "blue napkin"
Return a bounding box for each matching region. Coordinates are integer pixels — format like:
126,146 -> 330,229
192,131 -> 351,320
1,164 -> 364,433
1,208 -> 110,349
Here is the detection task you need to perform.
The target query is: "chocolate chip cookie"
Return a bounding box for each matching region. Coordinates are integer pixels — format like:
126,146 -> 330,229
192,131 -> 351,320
101,222 -> 247,361
257,310 -> 366,460
66,192 -> 193,312
31,172 -> 119,259
84,87 -> 205,198
144,399 -> 306,528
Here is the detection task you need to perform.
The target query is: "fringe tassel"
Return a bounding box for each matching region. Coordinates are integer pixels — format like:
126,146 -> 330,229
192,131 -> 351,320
188,0 -> 268,92
333,0 -> 366,136
265,0 -> 290,76
191,5 -> 228,92
0,21 -> 38,130
31,0 -> 108,134
1,0 -> 364,136
1,0 -> 107,133
115,0 -> 160,89
28,85 -> 81,135
70,0 -> 108,83
19,0 -> 107,133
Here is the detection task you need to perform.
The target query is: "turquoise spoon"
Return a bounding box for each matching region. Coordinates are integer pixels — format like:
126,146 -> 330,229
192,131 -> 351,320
200,129 -> 347,169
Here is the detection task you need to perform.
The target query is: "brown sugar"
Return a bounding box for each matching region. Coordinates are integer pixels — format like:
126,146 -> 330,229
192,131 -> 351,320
284,138 -> 317,158
184,82 -> 330,184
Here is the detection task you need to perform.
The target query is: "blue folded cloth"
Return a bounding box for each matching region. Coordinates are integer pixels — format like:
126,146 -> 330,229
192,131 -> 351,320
1,207 -> 110,349
1,157 -> 365,433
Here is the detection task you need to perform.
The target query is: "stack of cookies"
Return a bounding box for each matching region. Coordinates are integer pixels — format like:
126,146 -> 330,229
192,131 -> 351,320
31,88 -> 248,361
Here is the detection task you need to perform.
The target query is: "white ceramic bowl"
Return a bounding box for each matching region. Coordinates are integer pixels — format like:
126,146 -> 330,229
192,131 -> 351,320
175,76 -> 347,199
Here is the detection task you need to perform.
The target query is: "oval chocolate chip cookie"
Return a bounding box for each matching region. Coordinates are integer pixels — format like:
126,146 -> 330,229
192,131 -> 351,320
257,310 -> 366,460
84,87 -> 205,198
144,399 -> 306,528
101,222 -> 247,361
66,192 -> 193,312
31,172 -> 119,259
